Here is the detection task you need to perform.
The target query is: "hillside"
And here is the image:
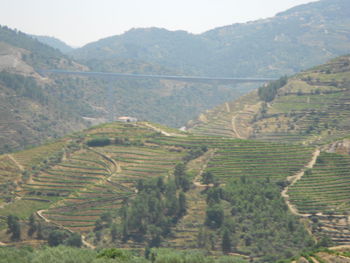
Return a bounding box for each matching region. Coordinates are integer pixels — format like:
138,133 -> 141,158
0,26 -> 95,153
2,87 -> 350,262
0,121 -> 322,262
189,55 -> 350,145
188,55 -> 350,250
31,35 -> 74,53
71,0 -> 350,78
2,0 -> 350,153
0,25 -> 249,153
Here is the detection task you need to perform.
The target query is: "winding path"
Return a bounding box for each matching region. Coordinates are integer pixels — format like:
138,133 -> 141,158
231,114 -> 244,139
193,149 -> 216,188
37,207 -> 96,249
225,102 -> 231,113
142,122 -> 187,137
7,154 -> 24,171
144,123 -> 171,136
34,148 -> 125,250
281,149 -> 320,217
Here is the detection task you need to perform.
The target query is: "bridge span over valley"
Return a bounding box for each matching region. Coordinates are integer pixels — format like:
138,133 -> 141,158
39,69 -> 277,85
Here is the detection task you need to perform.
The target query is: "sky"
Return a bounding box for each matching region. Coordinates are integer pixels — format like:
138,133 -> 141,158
0,0 -> 317,47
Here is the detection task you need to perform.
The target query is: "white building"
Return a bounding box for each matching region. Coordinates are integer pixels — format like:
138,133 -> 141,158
117,116 -> 138,122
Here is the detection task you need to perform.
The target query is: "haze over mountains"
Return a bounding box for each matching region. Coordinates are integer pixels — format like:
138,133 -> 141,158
1,55 -> 350,262
70,0 -> 350,77
0,0 -> 350,154
3,0 -> 350,262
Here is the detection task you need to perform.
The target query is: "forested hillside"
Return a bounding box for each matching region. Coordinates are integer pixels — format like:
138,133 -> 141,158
187,55 -> 350,260
2,0 -> 350,153
31,35 -> 74,54
0,121 -> 318,262
2,56 -> 350,261
72,0 -> 350,78
0,25 -> 247,153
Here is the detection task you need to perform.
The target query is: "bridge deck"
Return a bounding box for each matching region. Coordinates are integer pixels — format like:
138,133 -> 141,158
39,69 -> 276,84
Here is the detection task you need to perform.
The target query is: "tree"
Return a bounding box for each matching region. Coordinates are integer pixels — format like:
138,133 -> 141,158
111,223 -> 118,242
178,191 -> 187,218
86,137 -> 111,147
65,233 -> 82,247
174,163 -> 186,189
94,219 -> 103,232
174,163 -> 190,192
27,214 -> 37,237
36,222 -> 43,239
202,171 -> 215,185
48,230 -> 66,246
222,229 -> 232,254
206,187 -> 222,204
7,215 -> 21,240
122,221 -> 129,243
101,212 -> 112,227
205,204 -> 224,229
156,177 -> 165,193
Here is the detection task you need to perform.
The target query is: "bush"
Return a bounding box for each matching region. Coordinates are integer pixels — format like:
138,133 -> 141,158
97,248 -> 132,261
86,137 -> 111,147
258,76 -> 288,102
64,233 -> 82,248
205,204 -> 224,229
48,230 -> 67,247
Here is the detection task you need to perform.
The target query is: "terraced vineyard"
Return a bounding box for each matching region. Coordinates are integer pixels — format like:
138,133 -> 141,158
289,152 -> 350,215
22,123 -> 187,239
13,141 -> 67,170
189,55 -> 350,146
150,135 -> 314,183
288,152 -> 350,245
206,142 -> 314,182
30,149 -> 120,232
0,155 -> 22,204
2,117 -> 350,260
188,91 -> 260,138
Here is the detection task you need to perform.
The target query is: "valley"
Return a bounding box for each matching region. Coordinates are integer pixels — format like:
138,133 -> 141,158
2,53 -> 350,262
1,0 -> 350,262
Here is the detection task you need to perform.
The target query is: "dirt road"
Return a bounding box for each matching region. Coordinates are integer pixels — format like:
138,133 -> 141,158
281,149 -> 320,217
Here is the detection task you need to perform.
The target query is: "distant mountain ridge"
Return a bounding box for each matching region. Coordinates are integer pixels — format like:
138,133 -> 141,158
31,35 -> 74,53
1,0 -> 350,153
71,0 -> 350,78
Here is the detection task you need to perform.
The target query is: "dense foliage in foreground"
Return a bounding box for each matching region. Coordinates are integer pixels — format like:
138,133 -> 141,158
199,178 -> 314,262
0,246 -> 247,263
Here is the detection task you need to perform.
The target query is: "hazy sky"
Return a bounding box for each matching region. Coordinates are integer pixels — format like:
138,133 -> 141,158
1,0 -> 317,47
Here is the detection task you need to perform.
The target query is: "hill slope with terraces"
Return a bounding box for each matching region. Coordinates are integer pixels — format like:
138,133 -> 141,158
2,56 -> 350,261
188,55 -> 350,250
188,55 -> 350,145
0,120 -> 325,262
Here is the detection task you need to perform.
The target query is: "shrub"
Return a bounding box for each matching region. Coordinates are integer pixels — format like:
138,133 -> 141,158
86,137 -> 111,147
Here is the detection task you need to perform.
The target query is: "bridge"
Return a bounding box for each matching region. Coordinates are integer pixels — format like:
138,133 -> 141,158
39,69 -> 277,84
40,69 -> 276,121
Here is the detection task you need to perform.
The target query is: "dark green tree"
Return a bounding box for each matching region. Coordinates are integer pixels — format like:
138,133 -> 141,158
122,221 -> 129,243
7,215 -> 21,241
202,171 -> 215,185
205,204 -> 224,229
94,219 -> 103,232
156,177 -> 165,193
27,214 -> 37,237
48,230 -> 66,247
36,222 -> 43,240
101,212 -> 112,227
178,191 -> 187,218
65,233 -> 82,247
222,229 -> 232,254
111,223 -> 118,242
